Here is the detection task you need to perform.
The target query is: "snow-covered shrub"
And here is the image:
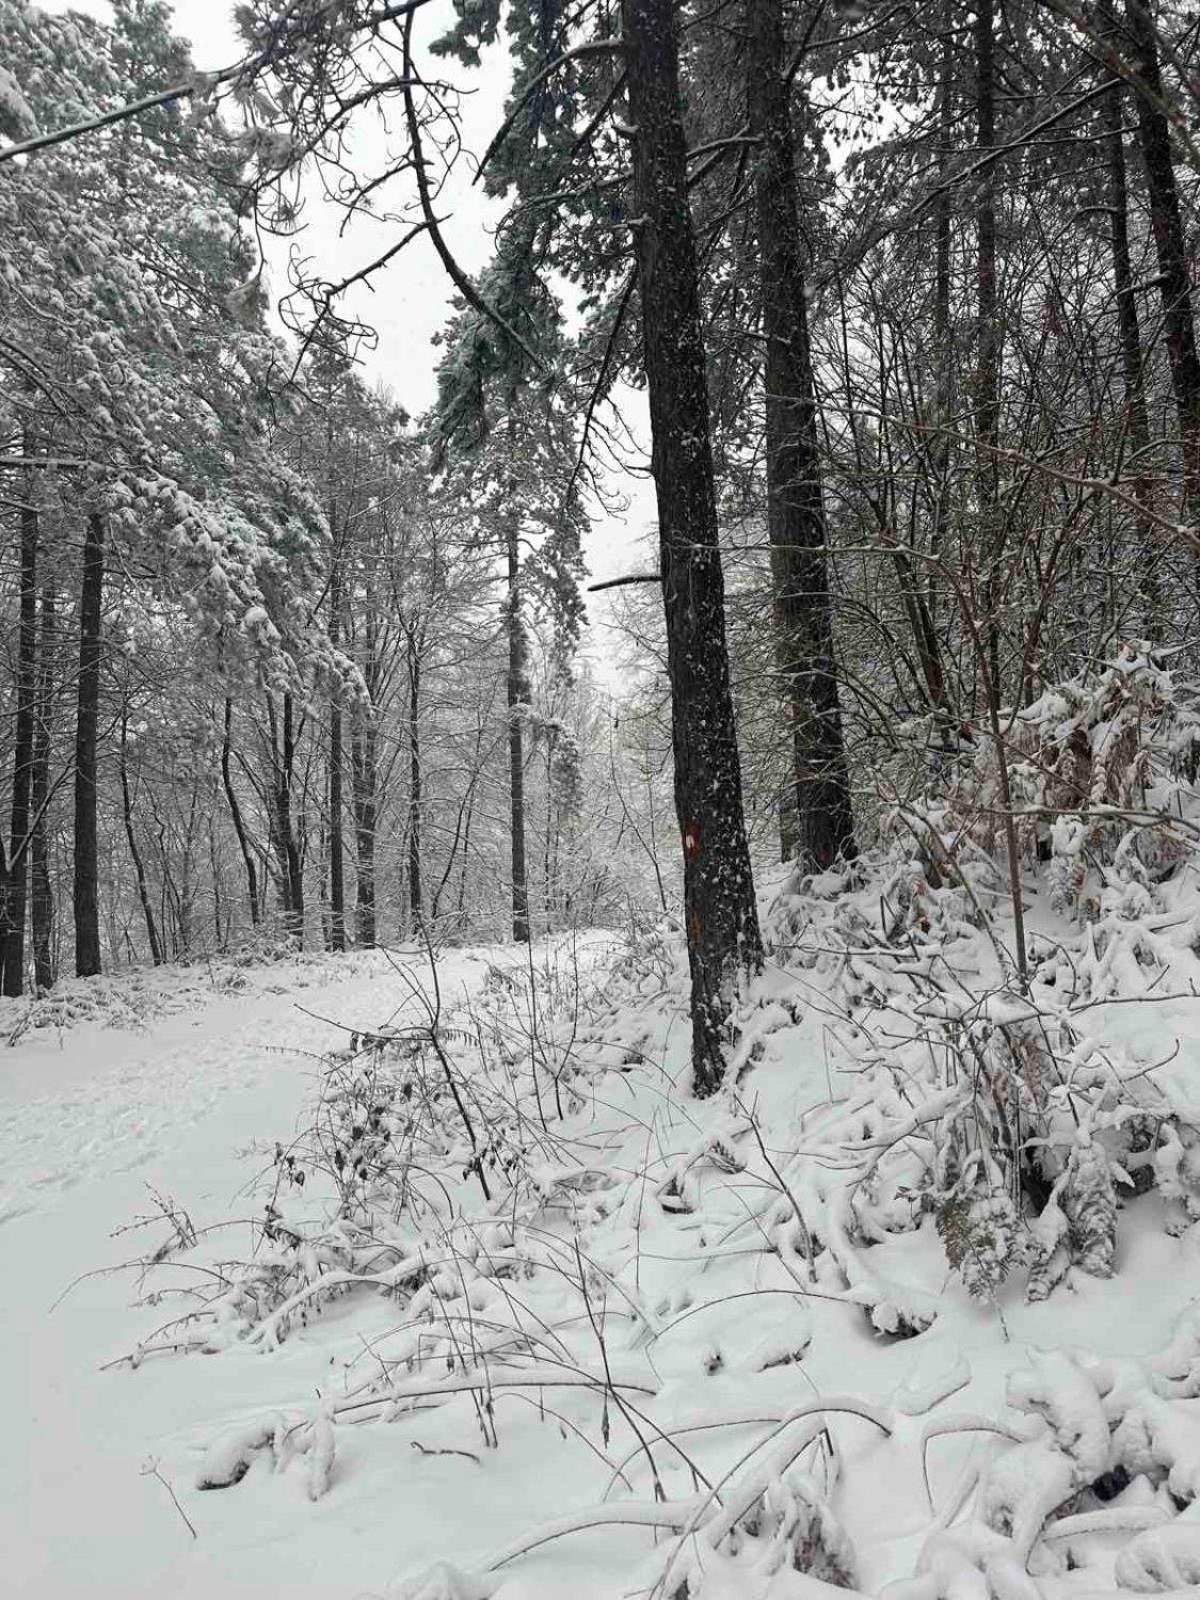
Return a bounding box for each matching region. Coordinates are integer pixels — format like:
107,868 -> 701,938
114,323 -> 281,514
865,647 -> 1199,953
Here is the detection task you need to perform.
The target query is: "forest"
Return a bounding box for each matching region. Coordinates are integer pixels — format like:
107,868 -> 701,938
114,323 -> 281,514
4,1 -> 1200,1598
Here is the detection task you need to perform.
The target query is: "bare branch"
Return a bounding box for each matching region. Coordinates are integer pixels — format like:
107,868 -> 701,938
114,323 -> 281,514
399,10 -> 546,374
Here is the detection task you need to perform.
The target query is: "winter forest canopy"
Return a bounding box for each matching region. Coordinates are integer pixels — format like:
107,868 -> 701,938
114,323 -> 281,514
6,0 -> 1200,1597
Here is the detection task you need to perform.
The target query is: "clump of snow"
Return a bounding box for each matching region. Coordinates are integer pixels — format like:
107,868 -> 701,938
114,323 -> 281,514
0,61 -> 37,141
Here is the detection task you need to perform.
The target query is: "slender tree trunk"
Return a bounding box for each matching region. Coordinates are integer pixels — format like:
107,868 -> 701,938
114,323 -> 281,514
1100,0 -> 1157,627
623,0 -> 763,1096
221,697 -> 260,927
4,462 -> 38,993
918,8 -> 955,746
31,584 -> 55,991
544,735 -> 555,925
747,0 -> 855,870
975,0 -> 1003,693
351,712 -> 377,947
278,692 -> 304,944
456,780 -> 478,928
210,815 -> 225,951
118,713 -> 163,965
931,16 -> 954,596
505,517 -> 530,944
1124,0 -> 1200,536
327,569 -> 345,951
432,719 -> 486,927
407,634 -> 423,928
73,513 -> 104,978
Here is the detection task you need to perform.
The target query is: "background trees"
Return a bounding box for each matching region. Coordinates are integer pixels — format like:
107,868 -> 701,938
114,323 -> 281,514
3,0 -> 1199,1093
0,0 -> 617,984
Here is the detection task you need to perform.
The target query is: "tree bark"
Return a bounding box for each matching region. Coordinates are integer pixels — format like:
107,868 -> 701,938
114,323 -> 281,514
267,690 -> 304,945
931,14 -> 954,595
221,697 -> 260,928
747,0 -> 855,870
351,712 -> 377,947
4,461 -> 38,993
623,0 -> 764,1096
118,713 -> 163,965
975,0 -> 1004,693
30,583 -> 55,991
327,566 -> 345,951
407,632 -> 423,928
1100,0 -> 1157,627
1124,0 -> 1200,535
73,512 -> 104,978
505,516 -> 531,944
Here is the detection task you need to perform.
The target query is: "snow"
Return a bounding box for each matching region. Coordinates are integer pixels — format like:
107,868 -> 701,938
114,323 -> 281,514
0,61 -> 37,141
7,903 -> 1200,1599
0,942 -> 610,1597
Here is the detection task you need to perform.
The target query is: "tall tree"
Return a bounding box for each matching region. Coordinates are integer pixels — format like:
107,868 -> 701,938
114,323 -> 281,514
622,0 -> 763,1094
30,583 -> 56,990
3,447 -> 39,992
746,0 -> 856,868
1122,0 -> 1200,538
73,513 -> 104,978
1099,0 -> 1156,623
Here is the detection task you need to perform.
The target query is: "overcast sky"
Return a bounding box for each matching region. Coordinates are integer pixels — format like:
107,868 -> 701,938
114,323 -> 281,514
40,0 -> 657,647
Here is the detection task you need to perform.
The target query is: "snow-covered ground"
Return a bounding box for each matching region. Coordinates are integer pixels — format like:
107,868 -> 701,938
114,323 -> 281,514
7,897 -> 1200,1600
0,942 -> 610,1599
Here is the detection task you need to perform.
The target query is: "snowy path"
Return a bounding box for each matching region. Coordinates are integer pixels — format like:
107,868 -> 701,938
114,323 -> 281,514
0,945 -> 546,1599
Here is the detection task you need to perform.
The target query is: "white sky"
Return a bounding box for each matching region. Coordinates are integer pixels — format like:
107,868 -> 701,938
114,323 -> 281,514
40,0 -> 657,658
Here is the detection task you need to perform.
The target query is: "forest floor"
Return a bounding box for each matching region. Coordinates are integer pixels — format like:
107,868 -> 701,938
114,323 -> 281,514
4,883 -> 1200,1600
0,938 -> 617,1598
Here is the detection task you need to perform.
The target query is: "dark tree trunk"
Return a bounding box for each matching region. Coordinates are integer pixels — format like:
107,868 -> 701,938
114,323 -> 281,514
1100,0 -> 1157,626
119,713 -> 163,965
747,0 -> 855,870
327,569 -> 345,952
267,690 -> 304,945
407,633 -> 423,928
505,517 -> 530,944
31,584 -> 55,991
73,513 -> 104,978
919,8 -> 954,741
4,466 -> 38,994
932,16 -> 954,590
221,697 -> 260,927
351,713 -> 377,947
623,0 -> 763,1096
975,0 -> 1003,692
1124,0 -> 1200,533
456,779 -> 478,926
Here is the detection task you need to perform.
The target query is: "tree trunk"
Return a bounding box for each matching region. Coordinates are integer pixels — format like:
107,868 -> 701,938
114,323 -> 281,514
118,713 -> 163,965
4,463 -> 38,994
931,14 -> 954,595
921,9 -> 954,742
407,633 -> 423,928
266,690 -> 304,945
1124,0 -> 1200,535
432,717 -> 486,927
1100,0 -> 1157,628
975,0 -> 1003,693
351,712 -> 377,947
505,516 -> 531,944
31,583 -> 55,991
73,513 -> 104,978
221,697 -> 260,928
747,0 -> 855,870
623,0 -> 764,1096
327,568 -> 345,951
